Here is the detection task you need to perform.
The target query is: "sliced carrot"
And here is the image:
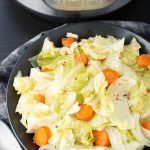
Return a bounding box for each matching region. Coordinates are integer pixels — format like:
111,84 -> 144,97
41,68 -> 49,72
34,126 -> 52,147
75,104 -> 94,121
137,54 -> 150,67
102,68 -> 120,86
41,67 -> 54,72
62,37 -> 75,47
34,94 -> 45,103
147,89 -> 150,93
92,130 -> 110,147
76,53 -> 88,66
142,121 -> 150,131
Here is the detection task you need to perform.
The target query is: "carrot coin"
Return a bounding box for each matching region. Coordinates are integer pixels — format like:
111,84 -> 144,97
41,68 -> 54,72
137,54 -> 150,67
75,104 -> 94,121
34,94 -> 45,103
147,89 -> 150,93
102,69 -> 119,86
62,37 -> 75,47
76,53 -> 88,66
34,126 -> 52,147
92,130 -> 110,147
142,121 -> 150,131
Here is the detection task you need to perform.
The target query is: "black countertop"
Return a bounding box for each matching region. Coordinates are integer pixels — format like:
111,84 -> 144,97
0,0 -> 150,62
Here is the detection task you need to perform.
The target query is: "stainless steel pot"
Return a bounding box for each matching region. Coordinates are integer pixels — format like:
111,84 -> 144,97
15,0 -> 132,21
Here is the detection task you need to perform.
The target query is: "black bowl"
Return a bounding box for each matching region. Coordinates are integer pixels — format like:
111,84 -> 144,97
7,21 -> 150,150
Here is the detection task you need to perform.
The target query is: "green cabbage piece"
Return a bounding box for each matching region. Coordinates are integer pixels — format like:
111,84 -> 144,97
129,81 -> 148,114
121,38 -> 141,66
81,78 -> 95,98
141,71 -> 150,89
132,64 -> 147,74
86,59 -> 103,78
37,52 -> 71,68
79,35 -> 124,60
99,91 -> 114,117
60,115 -> 94,147
46,92 -> 76,116
29,38 -> 73,68
28,55 -> 39,67
29,68 -> 54,93
141,93 -> 150,119
131,113 -> 150,147
45,63 -> 88,116
88,114 -> 110,130
16,93 -> 50,128
117,129 -> 136,144
104,51 -> 122,73
81,72 -> 114,118
46,63 -> 88,95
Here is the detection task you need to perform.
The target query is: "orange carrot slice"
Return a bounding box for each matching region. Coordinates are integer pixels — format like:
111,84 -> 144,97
34,94 -> 45,103
142,121 -> 150,131
76,53 -> 88,66
92,130 -> 110,147
41,68 -> 50,72
41,68 -> 54,72
34,126 -> 52,147
62,37 -> 75,47
75,104 -> 94,121
137,54 -> 150,67
147,89 -> 150,93
102,68 -> 120,86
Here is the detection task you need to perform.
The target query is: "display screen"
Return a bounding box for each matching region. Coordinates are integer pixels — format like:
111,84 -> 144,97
44,0 -> 116,11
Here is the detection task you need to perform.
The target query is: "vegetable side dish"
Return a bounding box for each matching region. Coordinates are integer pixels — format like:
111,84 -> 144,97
13,33 -> 150,150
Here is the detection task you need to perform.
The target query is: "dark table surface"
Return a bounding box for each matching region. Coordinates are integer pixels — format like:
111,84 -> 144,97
0,0 -> 150,62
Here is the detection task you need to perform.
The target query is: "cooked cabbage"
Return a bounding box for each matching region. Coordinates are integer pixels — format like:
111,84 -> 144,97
79,35 -> 124,60
13,34 -> 150,150
108,76 -> 136,130
121,38 -> 141,66
13,76 -> 35,94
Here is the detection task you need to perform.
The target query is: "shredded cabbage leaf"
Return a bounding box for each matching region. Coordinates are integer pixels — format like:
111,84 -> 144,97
129,81 -> 149,115
108,76 -> 136,130
60,115 -> 94,147
121,38 -> 141,66
131,113 -> 150,146
79,35 -> 124,60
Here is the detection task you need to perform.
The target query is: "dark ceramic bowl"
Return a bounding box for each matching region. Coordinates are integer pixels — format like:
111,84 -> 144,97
7,21 -> 150,150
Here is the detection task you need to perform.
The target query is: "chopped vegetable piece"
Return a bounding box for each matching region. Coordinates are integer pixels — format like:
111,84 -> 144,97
62,37 -> 75,47
137,54 -> 150,67
75,104 -> 94,121
142,121 -> 150,131
34,126 -> 52,146
147,89 -> 150,93
92,130 -> 110,147
102,69 -> 120,86
34,94 -> 45,103
41,68 -> 54,72
76,53 -> 88,66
